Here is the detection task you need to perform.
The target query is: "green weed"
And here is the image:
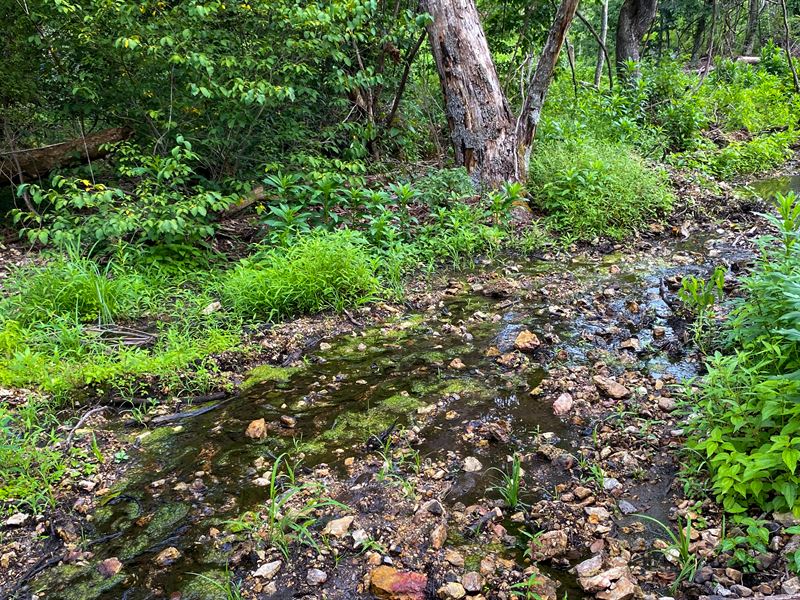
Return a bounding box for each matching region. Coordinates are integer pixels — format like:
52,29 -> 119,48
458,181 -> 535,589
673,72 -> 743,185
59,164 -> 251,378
220,230 -> 380,320
529,138 -> 674,241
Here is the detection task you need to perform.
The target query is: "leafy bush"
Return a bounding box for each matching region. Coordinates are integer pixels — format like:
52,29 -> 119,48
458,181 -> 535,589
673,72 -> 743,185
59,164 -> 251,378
13,138 -> 237,257
412,168 -> 475,206
528,139 -> 674,240
709,59 -> 797,133
220,230 -> 380,320
687,192 -> 800,515
674,130 -> 798,178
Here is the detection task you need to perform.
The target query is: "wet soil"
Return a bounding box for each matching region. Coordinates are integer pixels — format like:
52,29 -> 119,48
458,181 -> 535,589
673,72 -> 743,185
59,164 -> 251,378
3,171 -> 799,600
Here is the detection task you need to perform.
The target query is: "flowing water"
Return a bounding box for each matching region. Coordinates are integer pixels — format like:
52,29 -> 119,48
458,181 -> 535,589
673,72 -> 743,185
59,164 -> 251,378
22,228 -> 761,599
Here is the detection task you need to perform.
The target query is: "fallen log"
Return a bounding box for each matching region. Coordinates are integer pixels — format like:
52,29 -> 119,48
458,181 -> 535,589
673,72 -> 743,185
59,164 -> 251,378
0,126 -> 131,182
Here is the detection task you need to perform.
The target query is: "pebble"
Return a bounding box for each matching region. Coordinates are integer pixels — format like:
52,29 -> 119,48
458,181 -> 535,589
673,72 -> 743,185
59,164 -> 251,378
253,561 -> 281,579
462,572 -> 482,593
575,554 -> 603,578
449,358 -> 466,370
514,330 -> 541,352
463,457 -> 483,472
552,393 -> 573,415
97,557 -> 123,578
431,523 -> 448,549
245,418 -> 267,439
730,584 -> 752,597
445,549 -> 465,567
154,546 -> 181,567
438,582 -> 466,599
618,500 -> 638,515
5,513 -> 29,527
422,499 -> 445,516
593,375 -> 631,399
658,397 -> 677,412
307,568 -> 328,585
321,515 -> 354,538
782,576 -> 800,595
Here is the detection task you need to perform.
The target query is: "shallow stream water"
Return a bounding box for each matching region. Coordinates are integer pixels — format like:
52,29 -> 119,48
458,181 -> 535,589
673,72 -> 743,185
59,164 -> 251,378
25,183 -> 790,599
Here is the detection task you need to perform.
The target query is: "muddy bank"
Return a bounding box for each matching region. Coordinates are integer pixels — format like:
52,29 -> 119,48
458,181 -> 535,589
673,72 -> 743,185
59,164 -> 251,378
4,203 -> 769,600
6,171 -> 800,600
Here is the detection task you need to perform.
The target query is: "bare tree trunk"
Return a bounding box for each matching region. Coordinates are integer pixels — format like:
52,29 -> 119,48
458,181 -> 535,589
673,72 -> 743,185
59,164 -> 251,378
779,0 -> 800,93
421,0 -> 520,186
742,0 -> 761,53
594,0 -> 609,88
615,0 -> 659,76
516,0 -> 581,162
422,0 -> 579,187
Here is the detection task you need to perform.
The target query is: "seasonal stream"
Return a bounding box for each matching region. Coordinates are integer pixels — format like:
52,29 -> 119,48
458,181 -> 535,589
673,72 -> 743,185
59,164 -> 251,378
24,212 -> 766,599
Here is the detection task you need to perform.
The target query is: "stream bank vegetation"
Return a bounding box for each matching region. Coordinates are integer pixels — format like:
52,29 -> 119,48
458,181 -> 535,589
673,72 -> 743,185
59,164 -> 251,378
2,0 -> 800,598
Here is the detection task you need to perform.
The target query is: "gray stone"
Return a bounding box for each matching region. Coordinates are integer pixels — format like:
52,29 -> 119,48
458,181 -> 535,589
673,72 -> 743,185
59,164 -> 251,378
307,568 -> 328,585
253,561 -> 281,579
575,554 -> 603,578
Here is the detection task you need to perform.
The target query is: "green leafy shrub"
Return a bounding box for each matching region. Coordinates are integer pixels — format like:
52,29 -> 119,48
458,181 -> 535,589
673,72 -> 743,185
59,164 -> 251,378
220,230 -> 380,320
528,139 -> 674,240
708,61 -> 797,133
13,138 -> 237,256
412,168 -> 475,206
675,130 -> 798,178
687,192 -> 800,515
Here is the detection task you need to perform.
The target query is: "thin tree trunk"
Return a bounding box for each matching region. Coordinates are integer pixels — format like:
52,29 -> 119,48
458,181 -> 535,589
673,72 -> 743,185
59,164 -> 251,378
742,0 -> 760,54
517,0 -> 581,163
779,0 -> 800,93
615,0 -> 659,77
698,0 -> 718,85
691,11 -> 708,63
576,10 -> 614,89
594,0 -> 609,88
384,31 -> 428,129
421,0 -> 520,186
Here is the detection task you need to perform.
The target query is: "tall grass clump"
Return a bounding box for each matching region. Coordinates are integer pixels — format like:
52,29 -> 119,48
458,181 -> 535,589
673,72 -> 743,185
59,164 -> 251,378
528,138 -> 674,241
3,252 -> 139,326
220,230 -> 380,320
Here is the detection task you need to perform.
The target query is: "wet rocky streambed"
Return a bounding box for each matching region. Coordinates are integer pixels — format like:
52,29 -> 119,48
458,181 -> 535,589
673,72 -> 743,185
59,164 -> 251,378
14,187 -> 788,600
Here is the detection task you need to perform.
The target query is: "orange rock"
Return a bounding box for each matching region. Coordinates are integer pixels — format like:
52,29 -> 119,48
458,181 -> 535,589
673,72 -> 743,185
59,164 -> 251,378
370,566 -> 428,600
245,418 -> 267,439
514,330 -> 541,352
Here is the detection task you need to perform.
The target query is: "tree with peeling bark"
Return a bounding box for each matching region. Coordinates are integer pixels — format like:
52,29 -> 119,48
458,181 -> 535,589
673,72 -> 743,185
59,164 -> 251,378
420,0 -> 580,188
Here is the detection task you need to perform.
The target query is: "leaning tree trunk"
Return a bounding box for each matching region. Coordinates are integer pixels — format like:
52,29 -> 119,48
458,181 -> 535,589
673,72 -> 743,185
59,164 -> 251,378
422,0 -> 579,187
615,0 -> 659,76
517,0 -> 581,160
421,0 -> 521,187
779,0 -> 800,93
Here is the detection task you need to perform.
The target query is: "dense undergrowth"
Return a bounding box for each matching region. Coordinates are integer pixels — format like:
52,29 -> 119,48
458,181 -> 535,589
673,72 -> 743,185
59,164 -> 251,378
685,192 -> 800,518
